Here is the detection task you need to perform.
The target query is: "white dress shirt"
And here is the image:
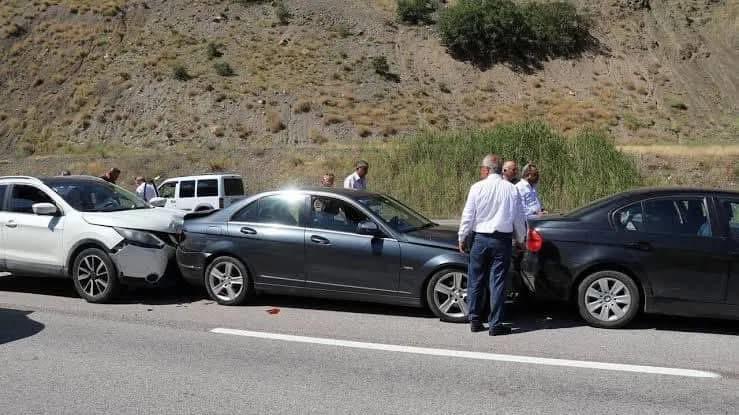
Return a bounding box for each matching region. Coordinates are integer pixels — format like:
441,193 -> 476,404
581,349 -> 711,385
458,174 -> 526,243
515,179 -> 542,219
343,172 -> 367,190
136,182 -> 158,202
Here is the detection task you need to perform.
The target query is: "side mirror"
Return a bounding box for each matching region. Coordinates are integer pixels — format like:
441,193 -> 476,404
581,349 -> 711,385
149,197 -> 167,208
32,203 -> 58,216
357,220 -> 381,236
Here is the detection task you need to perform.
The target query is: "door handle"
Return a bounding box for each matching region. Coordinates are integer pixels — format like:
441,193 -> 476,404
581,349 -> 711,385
5,221 -> 17,228
624,241 -> 652,251
240,227 -> 257,235
310,235 -> 331,245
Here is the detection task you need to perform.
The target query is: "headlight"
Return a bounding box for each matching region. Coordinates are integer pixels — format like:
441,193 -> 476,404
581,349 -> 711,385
114,228 -> 165,249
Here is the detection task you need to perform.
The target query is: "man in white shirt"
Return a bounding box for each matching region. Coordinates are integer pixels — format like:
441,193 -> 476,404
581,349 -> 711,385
458,155 -> 526,336
135,176 -> 158,202
516,163 -> 545,219
343,160 -> 369,190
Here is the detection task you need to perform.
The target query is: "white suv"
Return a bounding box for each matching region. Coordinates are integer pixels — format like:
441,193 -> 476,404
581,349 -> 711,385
0,176 -> 184,303
155,174 -> 245,211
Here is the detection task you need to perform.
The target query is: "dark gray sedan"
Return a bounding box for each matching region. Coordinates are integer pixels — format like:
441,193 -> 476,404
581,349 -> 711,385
176,188 -> 471,322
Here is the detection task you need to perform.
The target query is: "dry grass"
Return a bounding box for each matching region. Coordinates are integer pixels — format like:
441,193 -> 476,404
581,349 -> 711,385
619,145 -> 739,157
267,111 -> 286,133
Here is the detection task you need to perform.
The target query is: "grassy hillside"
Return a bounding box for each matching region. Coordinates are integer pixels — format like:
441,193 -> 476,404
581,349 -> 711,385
0,0 -> 736,215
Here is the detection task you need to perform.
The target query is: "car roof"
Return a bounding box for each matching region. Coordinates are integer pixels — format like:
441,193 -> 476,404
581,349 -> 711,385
277,187 -> 380,199
161,174 -> 242,182
618,187 -> 739,200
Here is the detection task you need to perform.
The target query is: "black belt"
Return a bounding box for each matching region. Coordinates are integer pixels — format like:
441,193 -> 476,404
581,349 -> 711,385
475,231 -> 512,239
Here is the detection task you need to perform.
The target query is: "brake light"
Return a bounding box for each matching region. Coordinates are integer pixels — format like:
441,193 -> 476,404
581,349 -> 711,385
527,229 -> 543,252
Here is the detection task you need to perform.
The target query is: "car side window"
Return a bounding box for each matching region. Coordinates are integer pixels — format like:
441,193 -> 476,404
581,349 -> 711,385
643,198 -> 711,237
719,199 -> 739,241
179,181 -> 195,198
309,196 -> 369,234
159,182 -> 176,199
614,203 -> 644,232
197,180 -> 218,197
0,185 -> 6,211
9,185 -> 56,214
232,195 -> 303,226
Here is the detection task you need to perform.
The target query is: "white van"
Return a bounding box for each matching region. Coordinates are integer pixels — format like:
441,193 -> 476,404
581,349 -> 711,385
156,174 -> 246,211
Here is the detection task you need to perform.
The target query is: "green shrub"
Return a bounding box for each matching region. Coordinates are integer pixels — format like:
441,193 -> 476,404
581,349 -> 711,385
438,0 -> 528,64
172,64 -> 192,81
274,0 -> 291,25
522,2 -> 590,56
206,42 -> 223,60
397,0 -> 438,25
214,62 -> 235,77
438,0 -> 591,66
371,56 -> 400,82
366,121 -> 640,217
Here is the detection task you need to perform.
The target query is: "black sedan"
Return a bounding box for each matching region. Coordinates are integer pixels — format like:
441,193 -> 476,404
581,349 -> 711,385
177,188 -> 474,322
522,188 -> 739,328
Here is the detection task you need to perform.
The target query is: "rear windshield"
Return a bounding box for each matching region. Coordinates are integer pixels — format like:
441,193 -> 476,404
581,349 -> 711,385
224,178 -> 244,196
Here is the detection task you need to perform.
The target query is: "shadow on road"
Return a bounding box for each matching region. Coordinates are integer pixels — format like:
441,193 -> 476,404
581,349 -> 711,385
1,276 -> 737,335
0,308 -> 45,345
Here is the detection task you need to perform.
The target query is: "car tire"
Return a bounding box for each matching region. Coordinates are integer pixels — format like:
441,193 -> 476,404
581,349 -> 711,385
577,270 -> 640,329
71,248 -> 120,303
204,256 -> 253,306
426,269 -> 469,323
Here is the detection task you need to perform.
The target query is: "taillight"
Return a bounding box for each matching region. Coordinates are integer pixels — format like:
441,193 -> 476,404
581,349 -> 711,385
527,228 -> 543,252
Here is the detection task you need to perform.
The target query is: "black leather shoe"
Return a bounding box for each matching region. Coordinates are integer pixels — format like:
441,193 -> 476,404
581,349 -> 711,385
470,322 -> 486,333
489,326 -> 512,336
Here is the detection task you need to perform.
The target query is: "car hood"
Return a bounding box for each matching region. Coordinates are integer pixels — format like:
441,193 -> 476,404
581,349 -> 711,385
403,226 -> 458,250
82,208 -> 185,233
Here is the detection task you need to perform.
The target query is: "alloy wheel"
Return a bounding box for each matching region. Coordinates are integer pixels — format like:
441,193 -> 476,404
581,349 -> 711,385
584,277 -> 632,322
77,255 -> 110,298
432,271 -> 468,319
208,260 -> 245,302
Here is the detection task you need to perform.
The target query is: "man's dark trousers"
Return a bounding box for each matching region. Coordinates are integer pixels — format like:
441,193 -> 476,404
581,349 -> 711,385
467,232 -> 513,328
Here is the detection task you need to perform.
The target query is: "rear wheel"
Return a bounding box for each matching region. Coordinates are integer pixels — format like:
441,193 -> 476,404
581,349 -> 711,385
204,256 -> 253,305
72,248 -> 120,303
577,270 -> 640,328
426,269 -> 469,323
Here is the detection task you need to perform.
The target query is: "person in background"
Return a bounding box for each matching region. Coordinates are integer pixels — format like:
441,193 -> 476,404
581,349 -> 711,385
320,173 -> 335,188
458,155 -> 526,336
479,154 -> 501,180
502,160 -> 518,184
516,163 -> 545,219
135,176 -> 158,202
343,160 -> 369,190
60,170 -> 71,176
100,168 -> 120,184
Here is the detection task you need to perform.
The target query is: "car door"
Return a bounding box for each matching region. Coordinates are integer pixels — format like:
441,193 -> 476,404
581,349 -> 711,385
718,198 -> 739,305
196,179 -> 219,210
158,181 -> 177,209
304,195 -> 401,295
616,196 -> 728,303
177,180 -> 196,211
226,193 -> 307,288
3,184 -> 65,276
0,184 -> 8,271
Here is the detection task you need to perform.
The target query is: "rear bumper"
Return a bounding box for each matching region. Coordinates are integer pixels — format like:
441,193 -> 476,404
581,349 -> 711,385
176,248 -> 208,286
520,252 -> 571,301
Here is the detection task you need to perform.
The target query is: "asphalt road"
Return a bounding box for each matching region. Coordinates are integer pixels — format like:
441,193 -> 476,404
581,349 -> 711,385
1,276 -> 738,414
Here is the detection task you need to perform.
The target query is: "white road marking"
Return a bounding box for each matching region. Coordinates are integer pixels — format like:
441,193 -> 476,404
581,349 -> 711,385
211,328 -> 720,379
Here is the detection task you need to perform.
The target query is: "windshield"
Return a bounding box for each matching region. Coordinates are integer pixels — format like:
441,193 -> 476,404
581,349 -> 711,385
356,195 -> 433,233
43,178 -> 149,212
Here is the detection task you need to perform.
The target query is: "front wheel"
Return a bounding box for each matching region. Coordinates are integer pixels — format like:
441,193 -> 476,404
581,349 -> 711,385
72,248 -> 120,303
204,256 -> 253,305
577,270 -> 640,328
426,269 -> 469,323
